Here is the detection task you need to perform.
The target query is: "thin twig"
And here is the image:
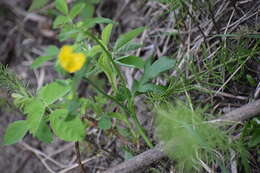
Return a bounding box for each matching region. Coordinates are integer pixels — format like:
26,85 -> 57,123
75,142 -> 87,173
20,142 -> 67,168
59,156 -> 97,173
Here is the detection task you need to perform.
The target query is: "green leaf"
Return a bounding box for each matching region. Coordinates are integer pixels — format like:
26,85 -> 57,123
43,45 -> 60,56
98,54 -> 117,92
50,109 -> 85,141
114,27 -> 145,51
59,27 -> 80,41
116,55 -> 145,69
35,120 -> 53,143
24,99 -> 45,134
53,15 -> 69,29
108,112 -> 127,123
141,56 -> 176,84
86,45 -> 102,57
31,56 -> 52,69
31,46 -> 59,69
80,3 -> 94,19
29,0 -> 49,11
82,17 -> 116,30
55,0 -> 68,14
37,80 -> 71,106
69,3 -> 85,19
136,83 -> 166,93
101,24 -> 113,46
3,120 -> 28,145
116,42 -> 143,53
98,116 -> 112,130
115,85 -> 131,102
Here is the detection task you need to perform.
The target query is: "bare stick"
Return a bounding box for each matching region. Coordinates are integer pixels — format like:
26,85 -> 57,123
102,99 -> 260,173
59,156 -> 97,173
217,99 -> 260,122
75,142 -> 87,173
102,145 -> 165,173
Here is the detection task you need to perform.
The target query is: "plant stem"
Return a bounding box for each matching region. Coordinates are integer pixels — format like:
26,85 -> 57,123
75,142 -> 86,173
84,31 -> 126,86
130,112 -> 154,148
84,77 -> 153,148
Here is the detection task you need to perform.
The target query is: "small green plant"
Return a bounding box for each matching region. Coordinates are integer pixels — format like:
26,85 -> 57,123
155,101 -> 249,172
1,0 -> 176,148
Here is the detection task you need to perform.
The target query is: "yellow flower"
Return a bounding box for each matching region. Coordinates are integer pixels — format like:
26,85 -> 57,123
58,45 -> 86,73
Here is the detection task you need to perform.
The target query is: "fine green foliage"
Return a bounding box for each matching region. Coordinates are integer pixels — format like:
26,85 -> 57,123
242,118 -> 260,147
3,120 -> 29,145
50,109 -> 86,142
0,64 -> 29,97
155,101 -> 249,172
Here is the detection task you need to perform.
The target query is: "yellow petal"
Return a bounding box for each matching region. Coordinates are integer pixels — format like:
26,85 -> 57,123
58,45 -> 86,73
58,45 -> 73,61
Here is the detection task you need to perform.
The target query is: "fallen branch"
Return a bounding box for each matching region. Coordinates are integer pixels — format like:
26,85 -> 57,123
102,99 -> 260,173
217,99 -> 260,121
102,145 -> 165,173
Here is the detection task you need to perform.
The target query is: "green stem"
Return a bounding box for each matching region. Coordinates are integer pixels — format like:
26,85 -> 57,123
130,112 -> 154,148
84,77 -> 153,148
84,31 -> 126,86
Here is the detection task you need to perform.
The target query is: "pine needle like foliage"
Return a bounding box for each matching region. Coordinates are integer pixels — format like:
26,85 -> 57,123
155,101 -> 249,172
0,64 -> 29,96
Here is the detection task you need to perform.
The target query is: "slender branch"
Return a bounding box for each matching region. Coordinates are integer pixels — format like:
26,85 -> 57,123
75,142 -> 87,173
